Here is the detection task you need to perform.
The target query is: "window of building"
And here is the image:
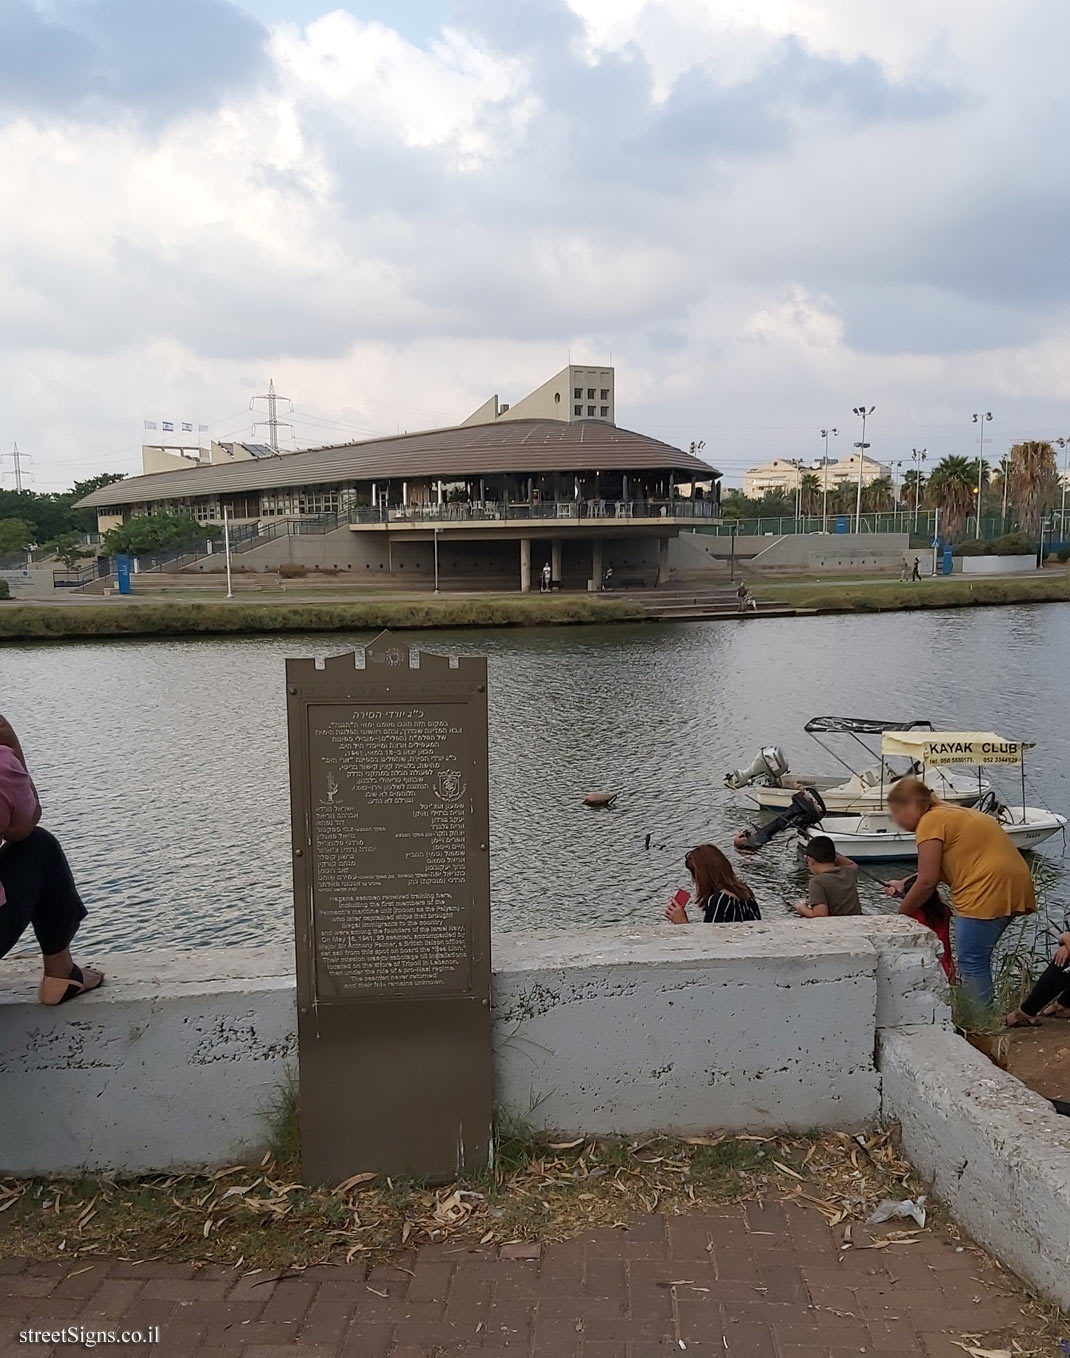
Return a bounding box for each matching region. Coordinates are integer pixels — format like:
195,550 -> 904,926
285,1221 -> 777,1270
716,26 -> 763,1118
574,387 -> 582,399
587,388 -> 595,399
600,389 -> 609,401
600,406 -> 609,417
298,491 -> 340,515
587,405 -> 595,416
574,404 -> 582,415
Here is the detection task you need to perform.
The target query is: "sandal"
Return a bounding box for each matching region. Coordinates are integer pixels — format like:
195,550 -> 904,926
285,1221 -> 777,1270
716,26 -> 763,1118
1004,1008 -> 1041,1029
1041,1001 -> 1070,1019
38,964 -> 105,1007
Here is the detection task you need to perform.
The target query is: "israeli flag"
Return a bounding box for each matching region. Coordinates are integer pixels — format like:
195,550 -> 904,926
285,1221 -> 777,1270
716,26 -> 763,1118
198,424 -> 209,432
181,422 -> 193,432
162,421 -> 174,431
144,420 -> 157,430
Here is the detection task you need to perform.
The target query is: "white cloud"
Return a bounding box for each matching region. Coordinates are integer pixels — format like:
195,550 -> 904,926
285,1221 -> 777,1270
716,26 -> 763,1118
2,0 -> 1070,490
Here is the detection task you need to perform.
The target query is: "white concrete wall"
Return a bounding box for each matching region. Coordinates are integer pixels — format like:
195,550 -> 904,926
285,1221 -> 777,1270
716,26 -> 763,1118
493,924 -> 883,1136
0,948 -> 297,1177
0,919 -> 945,1177
881,1026 -> 1070,1310
957,554 -> 1037,575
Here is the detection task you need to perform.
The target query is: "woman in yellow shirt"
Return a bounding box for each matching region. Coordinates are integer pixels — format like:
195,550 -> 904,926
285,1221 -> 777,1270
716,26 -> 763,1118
883,778 -> 1035,1008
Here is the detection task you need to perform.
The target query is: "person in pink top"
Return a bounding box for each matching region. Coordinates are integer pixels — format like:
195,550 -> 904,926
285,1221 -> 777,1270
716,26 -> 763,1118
0,713 -> 102,1004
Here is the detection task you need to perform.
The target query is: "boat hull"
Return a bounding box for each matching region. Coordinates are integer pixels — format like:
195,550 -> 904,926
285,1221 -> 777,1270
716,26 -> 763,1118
752,780 -> 985,815
799,809 -> 1067,862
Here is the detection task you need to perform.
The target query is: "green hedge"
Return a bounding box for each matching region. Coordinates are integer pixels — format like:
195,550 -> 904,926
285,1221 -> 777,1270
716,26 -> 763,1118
956,532 -> 1037,557
0,596 -> 644,641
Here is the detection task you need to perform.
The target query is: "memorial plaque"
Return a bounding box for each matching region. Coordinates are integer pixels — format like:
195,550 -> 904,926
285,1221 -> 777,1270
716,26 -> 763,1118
286,632 -> 491,1185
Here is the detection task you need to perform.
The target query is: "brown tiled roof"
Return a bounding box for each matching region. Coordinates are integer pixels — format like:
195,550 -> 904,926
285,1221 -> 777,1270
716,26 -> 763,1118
76,420 -> 720,508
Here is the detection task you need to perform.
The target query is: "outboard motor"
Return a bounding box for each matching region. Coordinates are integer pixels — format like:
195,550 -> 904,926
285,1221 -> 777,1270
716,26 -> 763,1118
738,787 -> 827,851
723,745 -> 790,790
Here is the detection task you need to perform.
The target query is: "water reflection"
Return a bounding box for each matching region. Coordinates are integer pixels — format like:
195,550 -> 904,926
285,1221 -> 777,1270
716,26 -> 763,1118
1,602 -> 1067,953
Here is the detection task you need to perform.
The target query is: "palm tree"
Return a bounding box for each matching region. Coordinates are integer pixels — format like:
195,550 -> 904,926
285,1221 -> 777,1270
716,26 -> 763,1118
925,456 -> 976,540
1008,441 -> 1059,537
862,476 -> 894,513
799,473 -> 822,516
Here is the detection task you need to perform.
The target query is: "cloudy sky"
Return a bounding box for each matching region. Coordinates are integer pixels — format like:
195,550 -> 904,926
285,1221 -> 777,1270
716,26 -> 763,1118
5,0 -> 1070,491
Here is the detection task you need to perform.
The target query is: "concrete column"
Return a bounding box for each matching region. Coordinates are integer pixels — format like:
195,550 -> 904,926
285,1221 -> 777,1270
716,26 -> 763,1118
520,537 -> 531,593
591,538 -> 603,590
651,537 -> 668,586
551,539 -> 562,585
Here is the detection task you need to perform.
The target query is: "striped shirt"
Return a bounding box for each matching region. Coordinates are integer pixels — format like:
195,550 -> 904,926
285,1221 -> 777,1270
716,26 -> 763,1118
701,891 -> 761,923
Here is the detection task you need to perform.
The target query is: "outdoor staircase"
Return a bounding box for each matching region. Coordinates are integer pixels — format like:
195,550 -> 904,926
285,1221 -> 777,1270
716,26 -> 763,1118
614,586 -> 796,622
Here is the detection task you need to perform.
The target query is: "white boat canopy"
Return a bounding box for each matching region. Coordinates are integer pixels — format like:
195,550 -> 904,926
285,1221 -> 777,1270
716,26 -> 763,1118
880,730 -> 1033,767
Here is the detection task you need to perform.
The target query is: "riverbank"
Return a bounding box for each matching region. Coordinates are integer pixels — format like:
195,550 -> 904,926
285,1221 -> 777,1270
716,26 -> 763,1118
1,572 -> 1067,639
0,594 -> 643,640
780,570 -> 1070,612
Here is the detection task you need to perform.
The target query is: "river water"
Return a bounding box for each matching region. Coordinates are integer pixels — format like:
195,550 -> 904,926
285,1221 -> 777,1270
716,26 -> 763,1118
3,603 -> 1068,954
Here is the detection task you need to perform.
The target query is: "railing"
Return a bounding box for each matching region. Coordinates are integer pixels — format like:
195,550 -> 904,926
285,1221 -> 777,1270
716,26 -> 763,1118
348,499 -> 721,526
703,511 -> 941,538
53,564 -> 100,589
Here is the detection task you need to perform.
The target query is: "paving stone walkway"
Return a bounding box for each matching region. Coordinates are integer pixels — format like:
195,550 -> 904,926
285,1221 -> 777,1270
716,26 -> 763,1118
0,1201 -> 1051,1357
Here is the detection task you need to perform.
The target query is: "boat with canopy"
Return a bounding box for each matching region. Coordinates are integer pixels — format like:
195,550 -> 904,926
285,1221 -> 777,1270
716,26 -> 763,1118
799,729 -> 1066,861
725,716 -> 990,815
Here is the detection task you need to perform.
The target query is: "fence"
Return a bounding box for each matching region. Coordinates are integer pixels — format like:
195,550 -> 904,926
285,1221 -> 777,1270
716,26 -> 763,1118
702,511 -> 937,539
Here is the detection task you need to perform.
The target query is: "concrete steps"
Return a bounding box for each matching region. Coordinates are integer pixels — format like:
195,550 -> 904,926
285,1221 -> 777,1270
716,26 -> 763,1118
613,586 -> 795,621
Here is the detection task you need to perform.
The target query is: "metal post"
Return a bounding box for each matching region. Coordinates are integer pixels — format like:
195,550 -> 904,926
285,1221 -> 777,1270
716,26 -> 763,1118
223,506 -> 233,600
972,412 -> 992,538
1060,441 -> 1069,541
433,527 -> 440,594
932,507 -> 940,577
1001,456 -> 1010,532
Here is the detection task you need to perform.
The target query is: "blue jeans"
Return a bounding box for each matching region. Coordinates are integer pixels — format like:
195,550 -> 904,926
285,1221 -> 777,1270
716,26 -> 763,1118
953,915 -> 1012,1009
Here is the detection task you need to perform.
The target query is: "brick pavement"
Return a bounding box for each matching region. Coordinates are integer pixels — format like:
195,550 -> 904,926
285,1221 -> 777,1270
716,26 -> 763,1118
0,1201 -> 1049,1357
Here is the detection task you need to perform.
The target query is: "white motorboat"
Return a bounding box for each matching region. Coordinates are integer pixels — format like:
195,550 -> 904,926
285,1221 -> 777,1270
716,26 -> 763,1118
750,764 -> 987,815
725,718 -> 990,815
796,727 -> 1066,861
801,805 -> 1067,862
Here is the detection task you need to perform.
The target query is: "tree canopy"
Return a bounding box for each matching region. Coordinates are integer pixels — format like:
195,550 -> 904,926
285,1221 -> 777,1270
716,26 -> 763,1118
101,513 -> 219,557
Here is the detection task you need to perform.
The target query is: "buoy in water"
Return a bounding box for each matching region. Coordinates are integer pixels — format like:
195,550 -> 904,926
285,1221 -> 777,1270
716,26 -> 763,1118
583,791 -> 618,808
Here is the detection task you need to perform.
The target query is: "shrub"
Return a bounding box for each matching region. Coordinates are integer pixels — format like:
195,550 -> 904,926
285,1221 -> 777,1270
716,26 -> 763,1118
0,580 -> 9,601
955,532 -> 1037,557
277,562 -> 308,579
988,531 -> 1037,556
1058,547 -> 1070,563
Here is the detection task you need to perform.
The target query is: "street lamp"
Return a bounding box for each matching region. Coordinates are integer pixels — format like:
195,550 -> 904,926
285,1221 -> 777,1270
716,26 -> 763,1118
971,412 -> 992,539
819,428 -> 837,530
1055,438 -> 1070,542
910,448 -> 927,531
852,406 -> 875,530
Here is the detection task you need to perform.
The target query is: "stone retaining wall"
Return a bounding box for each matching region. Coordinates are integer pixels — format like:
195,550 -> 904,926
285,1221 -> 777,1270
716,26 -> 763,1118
0,918 -> 943,1176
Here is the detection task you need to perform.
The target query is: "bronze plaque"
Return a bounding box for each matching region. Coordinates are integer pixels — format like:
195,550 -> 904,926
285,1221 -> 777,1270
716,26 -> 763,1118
286,632 -> 492,1185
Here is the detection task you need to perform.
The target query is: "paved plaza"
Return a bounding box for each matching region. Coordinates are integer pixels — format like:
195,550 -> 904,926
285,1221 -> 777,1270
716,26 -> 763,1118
0,1199 -> 1053,1357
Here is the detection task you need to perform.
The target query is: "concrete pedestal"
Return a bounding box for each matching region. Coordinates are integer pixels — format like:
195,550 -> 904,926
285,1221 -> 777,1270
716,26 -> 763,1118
519,537 -> 531,593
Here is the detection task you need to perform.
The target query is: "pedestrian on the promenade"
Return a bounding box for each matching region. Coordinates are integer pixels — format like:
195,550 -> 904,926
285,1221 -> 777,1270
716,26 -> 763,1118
899,558 -> 909,581
541,562 -> 551,593
911,557 -> 921,581
0,713 -> 102,1005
